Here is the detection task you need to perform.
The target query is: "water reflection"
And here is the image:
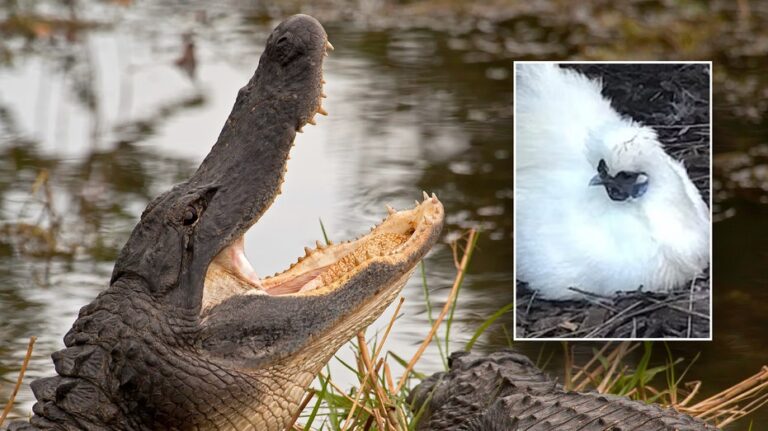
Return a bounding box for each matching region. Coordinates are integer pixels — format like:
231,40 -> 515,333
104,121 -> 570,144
0,1 -> 766,429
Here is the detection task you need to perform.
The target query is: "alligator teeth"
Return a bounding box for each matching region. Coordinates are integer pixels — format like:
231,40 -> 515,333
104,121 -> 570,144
414,200 -> 420,206
422,190 -> 429,201
304,247 -> 312,257
321,93 -> 327,98
308,117 -> 317,125
297,127 -> 304,133
316,240 -> 325,249
386,204 -> 396,215
326,41 -> 334,51
317,106 -> 328,116
322,79 -> 326,84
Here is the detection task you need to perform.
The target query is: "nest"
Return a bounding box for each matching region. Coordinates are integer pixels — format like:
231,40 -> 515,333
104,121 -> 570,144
516,64 -> 711,339
516,274 -> 710,338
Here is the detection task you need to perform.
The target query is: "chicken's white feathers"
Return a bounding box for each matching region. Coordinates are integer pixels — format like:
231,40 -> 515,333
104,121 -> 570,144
515,64 -> 709,299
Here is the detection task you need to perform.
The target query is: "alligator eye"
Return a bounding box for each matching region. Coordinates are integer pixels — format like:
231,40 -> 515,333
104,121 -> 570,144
183,207 -> 198,226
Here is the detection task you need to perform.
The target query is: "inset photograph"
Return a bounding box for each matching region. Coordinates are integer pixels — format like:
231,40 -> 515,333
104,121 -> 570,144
514,62 -> 712,340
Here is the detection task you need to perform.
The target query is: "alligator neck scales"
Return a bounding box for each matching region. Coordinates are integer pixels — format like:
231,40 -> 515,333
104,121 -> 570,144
9,14 -> 444,431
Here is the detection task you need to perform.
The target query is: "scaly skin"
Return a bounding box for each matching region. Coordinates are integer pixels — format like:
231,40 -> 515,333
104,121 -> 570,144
7,15 -> 445,430
410,351 -> 719,431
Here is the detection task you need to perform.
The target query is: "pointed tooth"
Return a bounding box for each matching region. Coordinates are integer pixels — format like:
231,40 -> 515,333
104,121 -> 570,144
321,93 -> 327,98
326,40 -> 335,51
415,200 -> 420,206
422,191 -> 429,201
317,106 -> 328,116
386,204 -> 396,215
297,127 -> 304,133
327,240 -> 334,245
316,240 -> 324,249
308,117 -> 317,125
322,79 -> 326,84
304,247 -> 312,257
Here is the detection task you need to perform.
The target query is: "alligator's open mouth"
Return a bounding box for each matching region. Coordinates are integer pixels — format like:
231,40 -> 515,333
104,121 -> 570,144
202,193 -> 443,312
186,18 -> 445,320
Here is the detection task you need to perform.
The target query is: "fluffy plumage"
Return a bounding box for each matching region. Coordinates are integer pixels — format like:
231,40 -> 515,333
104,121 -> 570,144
515,63 -> 710,299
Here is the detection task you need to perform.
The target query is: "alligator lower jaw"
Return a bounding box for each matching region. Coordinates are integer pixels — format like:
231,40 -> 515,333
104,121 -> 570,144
201,194 -> 443,312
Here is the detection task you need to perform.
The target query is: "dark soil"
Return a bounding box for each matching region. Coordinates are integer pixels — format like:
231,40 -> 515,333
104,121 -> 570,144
516,63 -> 711,339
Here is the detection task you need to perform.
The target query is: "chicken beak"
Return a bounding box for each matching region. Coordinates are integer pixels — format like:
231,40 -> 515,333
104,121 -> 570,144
589,174 -> 605,186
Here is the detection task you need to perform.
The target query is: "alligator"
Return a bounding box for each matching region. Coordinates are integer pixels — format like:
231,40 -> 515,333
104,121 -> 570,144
5,13 -> 718,431
410,351 -> 718,431
7,14 -> 445,430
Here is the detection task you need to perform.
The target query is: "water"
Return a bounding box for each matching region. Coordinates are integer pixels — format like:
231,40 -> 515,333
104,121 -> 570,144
0,1 -> 765,429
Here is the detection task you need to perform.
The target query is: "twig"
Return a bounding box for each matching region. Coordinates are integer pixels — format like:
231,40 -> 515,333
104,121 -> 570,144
318,374 -> 377,417
680,381 -> 703,407
571,342 -> 613,386
286,389 -> 315,431
687,275 -> 697,338
562,342 -> 572,391
524,289 -> 537,316
0,336 -> 37,427
356,333 -> 389,430
396,229 -> 477,392
584,301 -> 645,338
597,342 -> 629,393
648,123 -> 709,128
384,363 -> 396,394
340,297 -> 404,431
642,295 -> 710,321
567,286 -> 615,300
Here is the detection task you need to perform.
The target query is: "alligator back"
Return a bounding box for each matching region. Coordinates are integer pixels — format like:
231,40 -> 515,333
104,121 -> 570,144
409,351 -> 718,431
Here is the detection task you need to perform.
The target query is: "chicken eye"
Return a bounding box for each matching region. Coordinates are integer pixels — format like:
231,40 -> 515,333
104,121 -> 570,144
183,207 -> 198,226
631,177 -> 649,198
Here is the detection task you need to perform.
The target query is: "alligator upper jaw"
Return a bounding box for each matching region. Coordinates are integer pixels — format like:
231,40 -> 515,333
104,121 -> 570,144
201,193 -> 443,312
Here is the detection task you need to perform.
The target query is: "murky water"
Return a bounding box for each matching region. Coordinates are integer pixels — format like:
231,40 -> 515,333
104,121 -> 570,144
0,1 -> 766,429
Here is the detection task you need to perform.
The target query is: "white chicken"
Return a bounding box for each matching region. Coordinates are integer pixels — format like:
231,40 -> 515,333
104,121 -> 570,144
514,63 -> 710,299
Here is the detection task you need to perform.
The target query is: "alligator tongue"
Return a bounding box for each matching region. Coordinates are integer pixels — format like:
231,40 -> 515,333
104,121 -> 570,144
211,237 -> 326,295
265,267 -> 327,295
211,237 -> 263,288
